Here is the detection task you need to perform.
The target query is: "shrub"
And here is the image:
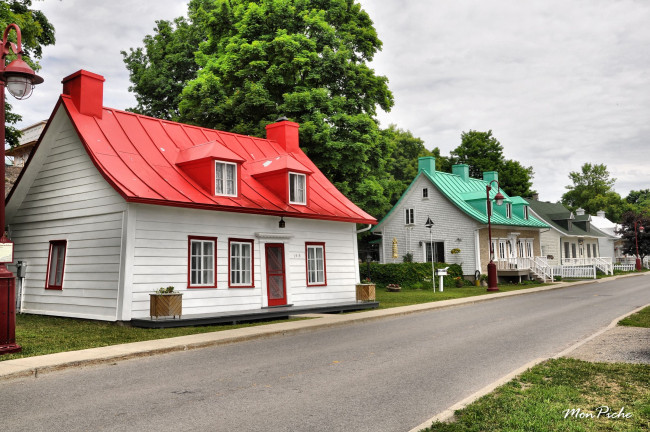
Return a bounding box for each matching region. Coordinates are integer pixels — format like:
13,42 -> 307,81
361,262 -> 461,287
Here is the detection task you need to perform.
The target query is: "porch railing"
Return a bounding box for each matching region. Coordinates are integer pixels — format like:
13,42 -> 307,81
495,257 -> 533,270
532,256 -> 553,282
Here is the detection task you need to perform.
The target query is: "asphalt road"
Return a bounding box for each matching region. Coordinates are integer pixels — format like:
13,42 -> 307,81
1,277 -> 648,432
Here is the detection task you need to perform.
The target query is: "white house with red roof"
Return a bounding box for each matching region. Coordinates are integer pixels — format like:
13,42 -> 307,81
6,70 -> 375,322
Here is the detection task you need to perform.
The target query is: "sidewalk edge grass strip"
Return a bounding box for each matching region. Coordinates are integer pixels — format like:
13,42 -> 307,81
422,358 -> 650,432
1,315 -> 309,362
619,306 -> 650,328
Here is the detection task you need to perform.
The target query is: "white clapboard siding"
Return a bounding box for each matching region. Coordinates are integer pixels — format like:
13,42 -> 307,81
377,175 -> 480,275
7,110 -> 126,321
128,204 -> 358,317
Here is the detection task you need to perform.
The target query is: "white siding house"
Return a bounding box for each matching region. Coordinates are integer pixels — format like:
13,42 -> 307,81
372,158 -> 549,279
6,70 -> 373,322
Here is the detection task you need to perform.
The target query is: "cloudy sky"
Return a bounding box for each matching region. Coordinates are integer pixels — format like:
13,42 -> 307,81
12,0 -> 650,203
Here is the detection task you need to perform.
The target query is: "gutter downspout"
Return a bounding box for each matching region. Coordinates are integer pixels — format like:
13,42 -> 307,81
474,227 -> 482,275
356,224 -> 373,234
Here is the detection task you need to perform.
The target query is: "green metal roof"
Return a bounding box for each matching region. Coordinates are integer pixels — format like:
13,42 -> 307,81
525,199 -> 604,238
373,160 -> 548,232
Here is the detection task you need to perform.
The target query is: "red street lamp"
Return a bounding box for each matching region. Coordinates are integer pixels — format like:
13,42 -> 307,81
634,221 -> 644,271
486,180 -> 505,291
0,24 -> 43,355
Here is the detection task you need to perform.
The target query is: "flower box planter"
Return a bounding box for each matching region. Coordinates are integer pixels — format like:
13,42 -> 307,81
356,283 -> 376,301
150,293 -> 183,319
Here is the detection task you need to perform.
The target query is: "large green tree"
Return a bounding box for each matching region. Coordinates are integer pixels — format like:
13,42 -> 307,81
449,130 -> 535,198
561,163 -> 627,220
1,0 -> 55,147
123,0 -> 394,217
380,124 -> 447,205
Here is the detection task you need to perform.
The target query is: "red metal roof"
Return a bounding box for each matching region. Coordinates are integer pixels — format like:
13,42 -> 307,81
60,96 -> 376,224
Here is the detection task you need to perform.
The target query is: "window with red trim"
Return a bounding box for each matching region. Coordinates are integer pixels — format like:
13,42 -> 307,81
188,236 -> 217,288
45,240 -> 67,290
229,238 -> 254,287
306,242 -> 327,286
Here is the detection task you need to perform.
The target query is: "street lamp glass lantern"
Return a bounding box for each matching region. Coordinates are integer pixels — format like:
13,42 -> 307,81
6,75 -> 34,99
2,58 -> 44,100
494,191 -> 505,206
640,226 -> 645,233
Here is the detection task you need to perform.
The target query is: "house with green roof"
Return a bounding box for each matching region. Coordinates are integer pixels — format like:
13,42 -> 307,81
525,198 -> 613,274
371,157 -> 550,281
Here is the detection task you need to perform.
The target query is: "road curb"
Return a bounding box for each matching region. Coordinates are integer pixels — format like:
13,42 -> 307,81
1,272 -> 647,382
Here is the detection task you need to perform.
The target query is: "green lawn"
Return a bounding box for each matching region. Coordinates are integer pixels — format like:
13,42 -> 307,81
423,358 -> 650,432
619,306 -> 650,328
1,314 -> 306,362
375,282 -> 546,309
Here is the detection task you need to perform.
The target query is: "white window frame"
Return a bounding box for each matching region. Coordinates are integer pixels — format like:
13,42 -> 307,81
523,206 -> 529,220
506,203 -> 512,218
215,161 -> 237,197
289,172 -> 307,205
230,240 -> 253,287
405,208 -> 415,225
422,187 -> 429,199
306,243 -> 326,285
189,237 -> 216,287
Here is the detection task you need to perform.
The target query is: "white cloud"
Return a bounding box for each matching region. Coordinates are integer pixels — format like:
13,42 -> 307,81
11,0 -> 650,203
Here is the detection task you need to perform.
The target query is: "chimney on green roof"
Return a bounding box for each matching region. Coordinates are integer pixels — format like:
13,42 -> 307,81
452,164 -> 469,181
418,157 -> 436,176
483,171 -> 499,184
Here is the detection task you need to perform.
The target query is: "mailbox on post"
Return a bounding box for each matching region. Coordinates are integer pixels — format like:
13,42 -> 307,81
435,267 -> 448,292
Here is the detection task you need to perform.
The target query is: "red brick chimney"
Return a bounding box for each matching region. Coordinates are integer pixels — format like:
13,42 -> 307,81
265,118 -> 300,153
61,70 -> 105,119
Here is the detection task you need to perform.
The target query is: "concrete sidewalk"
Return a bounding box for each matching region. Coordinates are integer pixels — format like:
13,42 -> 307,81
1,273 -> 647,381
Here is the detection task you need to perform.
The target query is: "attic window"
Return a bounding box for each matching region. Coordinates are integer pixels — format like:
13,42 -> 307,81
289,172 -> 306,205
506,203 -> 512,218
215,161 -> 237,197
524,206 -> 529,220
422,188 -> 429,199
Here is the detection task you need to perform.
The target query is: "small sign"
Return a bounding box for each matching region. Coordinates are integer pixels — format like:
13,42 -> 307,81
436,269 -> 448,276
0,240 -> 14,263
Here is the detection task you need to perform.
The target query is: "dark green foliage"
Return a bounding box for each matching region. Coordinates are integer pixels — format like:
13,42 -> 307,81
362,262 -> 461,287
561,163 -> 629,220
449,130 -> 535,198
0,0 -> 55,147
616,211 -> 650,261
123,0 -> 396,217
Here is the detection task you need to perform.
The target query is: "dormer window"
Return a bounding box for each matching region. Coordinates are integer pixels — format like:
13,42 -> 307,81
506,203 -> 512,218
215,161 -> 237,196
524,206 -> 529,220
289,172 -> 306,205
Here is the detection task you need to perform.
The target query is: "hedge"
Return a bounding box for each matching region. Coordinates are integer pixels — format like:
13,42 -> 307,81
359,262 -> 463,286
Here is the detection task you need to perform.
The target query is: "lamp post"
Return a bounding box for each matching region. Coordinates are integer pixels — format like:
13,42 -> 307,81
425,216 -> 435,291
0,23 -> 43,355
486,180 -> 505,291
634,220 -> 644,271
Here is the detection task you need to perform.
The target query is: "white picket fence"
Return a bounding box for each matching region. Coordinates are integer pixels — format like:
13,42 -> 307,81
551,265 -> 596,279
562,257 -> 613,275
613,264 -> 635,272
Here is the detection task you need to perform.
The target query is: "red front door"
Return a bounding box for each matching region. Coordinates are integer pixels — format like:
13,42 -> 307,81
265,243 -> 287,307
